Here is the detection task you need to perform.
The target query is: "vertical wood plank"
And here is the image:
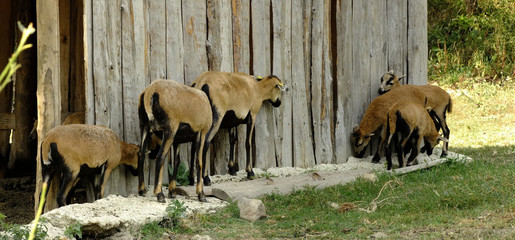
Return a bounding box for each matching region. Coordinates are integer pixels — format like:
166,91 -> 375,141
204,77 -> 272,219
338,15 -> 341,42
207,0 -> 234,175
10,0 -> 37,170
85,0 -> 95,125
291,0 -> 315,168
369,0 -> 387,99
311,0 -> 334,164
351,0 -> 371,127
70,0 -> 86,113
387,0 -> 408,80
251,0 -> 275,169
92,0 -> 125,196
271,0 -> 292,167
408,0 -> 428,85
182,1 -> 208,86
36,0 -> 61,213
121,0 -> 146,194
0,0 -> 13,175
232,0 -> 251,171
335,0 -> 353,163
166,0 -> 191,179
149,0 -> 167,81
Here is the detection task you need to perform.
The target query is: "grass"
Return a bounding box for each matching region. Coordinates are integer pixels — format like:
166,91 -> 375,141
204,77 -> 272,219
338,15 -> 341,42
166,78 -> 515,239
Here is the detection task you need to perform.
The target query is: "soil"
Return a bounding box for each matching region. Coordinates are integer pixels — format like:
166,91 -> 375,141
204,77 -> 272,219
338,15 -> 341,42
0,176 -> 35,224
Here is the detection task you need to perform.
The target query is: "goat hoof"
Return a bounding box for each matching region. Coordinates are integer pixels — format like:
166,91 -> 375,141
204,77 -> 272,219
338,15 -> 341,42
203,176 -> 211,186
198,192 -> 207,202
157,192 -> 166,203
440,152 -> 448,158
138,189 -> 148,196
228,166 -> 238,176
247,171 -> 255,180
371,155 -> 381,163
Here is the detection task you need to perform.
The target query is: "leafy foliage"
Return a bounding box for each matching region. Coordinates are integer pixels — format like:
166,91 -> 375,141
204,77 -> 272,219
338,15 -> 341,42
64,222 -> 82,239
428,0 -> 514,84
0,214 -> 47,240
168,162 -> 190,186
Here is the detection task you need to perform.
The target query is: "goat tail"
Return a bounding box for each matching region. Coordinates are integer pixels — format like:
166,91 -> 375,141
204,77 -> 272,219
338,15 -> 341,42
447,97 -> 453,114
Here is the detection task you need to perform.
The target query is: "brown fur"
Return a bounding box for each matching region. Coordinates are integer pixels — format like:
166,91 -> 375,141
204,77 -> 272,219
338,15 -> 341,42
41,124 -> 139,207
138,79 -> 213,202
29,112 -> 86,141
378,71 -> 452,156
385,101 -> 446,170
351,86 -> 426,162
191,71 -> 285,178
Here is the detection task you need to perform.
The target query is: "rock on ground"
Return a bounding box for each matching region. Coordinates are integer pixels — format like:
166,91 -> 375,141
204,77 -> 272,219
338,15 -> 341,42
237,197 -> 266,222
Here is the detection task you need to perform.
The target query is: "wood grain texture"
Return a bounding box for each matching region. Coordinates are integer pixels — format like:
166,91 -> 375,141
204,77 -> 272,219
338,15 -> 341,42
231,0 -> 251,171
121,0 -> 146,193
182,0 -> 208,85
207,0 -> 234,175
271,0 -> 292,167
387,0 -> 408,81
36,0 -> 62,213
408,0 -> 428,85
291,0 -> 315,168
335,0 -> 353,163
251,0 -> 275,170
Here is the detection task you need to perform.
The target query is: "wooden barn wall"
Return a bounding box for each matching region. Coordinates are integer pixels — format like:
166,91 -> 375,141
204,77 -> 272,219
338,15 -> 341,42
83,0 -> 428,196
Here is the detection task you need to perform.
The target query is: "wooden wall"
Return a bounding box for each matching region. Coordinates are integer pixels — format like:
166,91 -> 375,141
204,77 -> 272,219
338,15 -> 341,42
79,0 -> 428,196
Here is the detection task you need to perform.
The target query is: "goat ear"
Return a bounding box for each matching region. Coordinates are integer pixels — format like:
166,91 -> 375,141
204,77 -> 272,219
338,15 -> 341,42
358,138 -> 363,145
398,75 -> 406,82
437,136 -> 449,142
388,69 -> 395,74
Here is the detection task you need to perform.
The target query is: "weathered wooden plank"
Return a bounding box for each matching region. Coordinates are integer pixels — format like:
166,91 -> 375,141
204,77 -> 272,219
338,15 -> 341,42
0,0 -> 13,174
182,1 -> 208,86
149,0 -> 166,82
207,0 -> 234,175
165,0 -> 191,180
70,0 -> 86,113
10,0 -> 38,168
121,0 -> 146,194
311,0 -> 334,164
387,0 -> 408,81
60,0 -> 71,113
84,0 -> 95,125
0,114 -> 15,130
351,0 -> 371,127
335,0 -> 353,163
251,0 -> 275,170
92,0 -> 125,196
232,0 -> 251,171
36,0 -> 62,213
271,0 -> 292,167
291,0 -> 315,168
408,0 -> 428,85
369,1 -> 387,99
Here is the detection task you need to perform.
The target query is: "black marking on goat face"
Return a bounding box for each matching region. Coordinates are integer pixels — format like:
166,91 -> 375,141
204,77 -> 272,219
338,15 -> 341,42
269,99 -> 281,107
378,74 -> 395,95
221,110 -> 249,129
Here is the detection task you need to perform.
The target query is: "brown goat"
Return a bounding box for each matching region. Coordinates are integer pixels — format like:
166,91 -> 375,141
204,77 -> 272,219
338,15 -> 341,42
40,124 -> 139,207
351,86 -> 427,162
138,79 -> 213,202
191,71 -> 286,180
378,71 -> 452,157
385,101 -> 448,170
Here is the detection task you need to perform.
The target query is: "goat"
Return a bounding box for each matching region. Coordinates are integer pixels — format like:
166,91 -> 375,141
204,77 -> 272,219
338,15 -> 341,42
351,86 -> 427,163
378,70 -> 453,157
29,112 -> 86,141
191,71 -> 286,180
138,79 -> 213,202
385,101 -> 448,170
40,124 -> 139,207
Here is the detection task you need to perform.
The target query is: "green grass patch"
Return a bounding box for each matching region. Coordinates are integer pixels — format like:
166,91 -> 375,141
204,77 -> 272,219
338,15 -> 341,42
171,80 -> 515,239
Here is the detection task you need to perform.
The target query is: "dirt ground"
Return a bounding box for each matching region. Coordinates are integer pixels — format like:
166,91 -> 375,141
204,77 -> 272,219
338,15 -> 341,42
0,177 -> 35,224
